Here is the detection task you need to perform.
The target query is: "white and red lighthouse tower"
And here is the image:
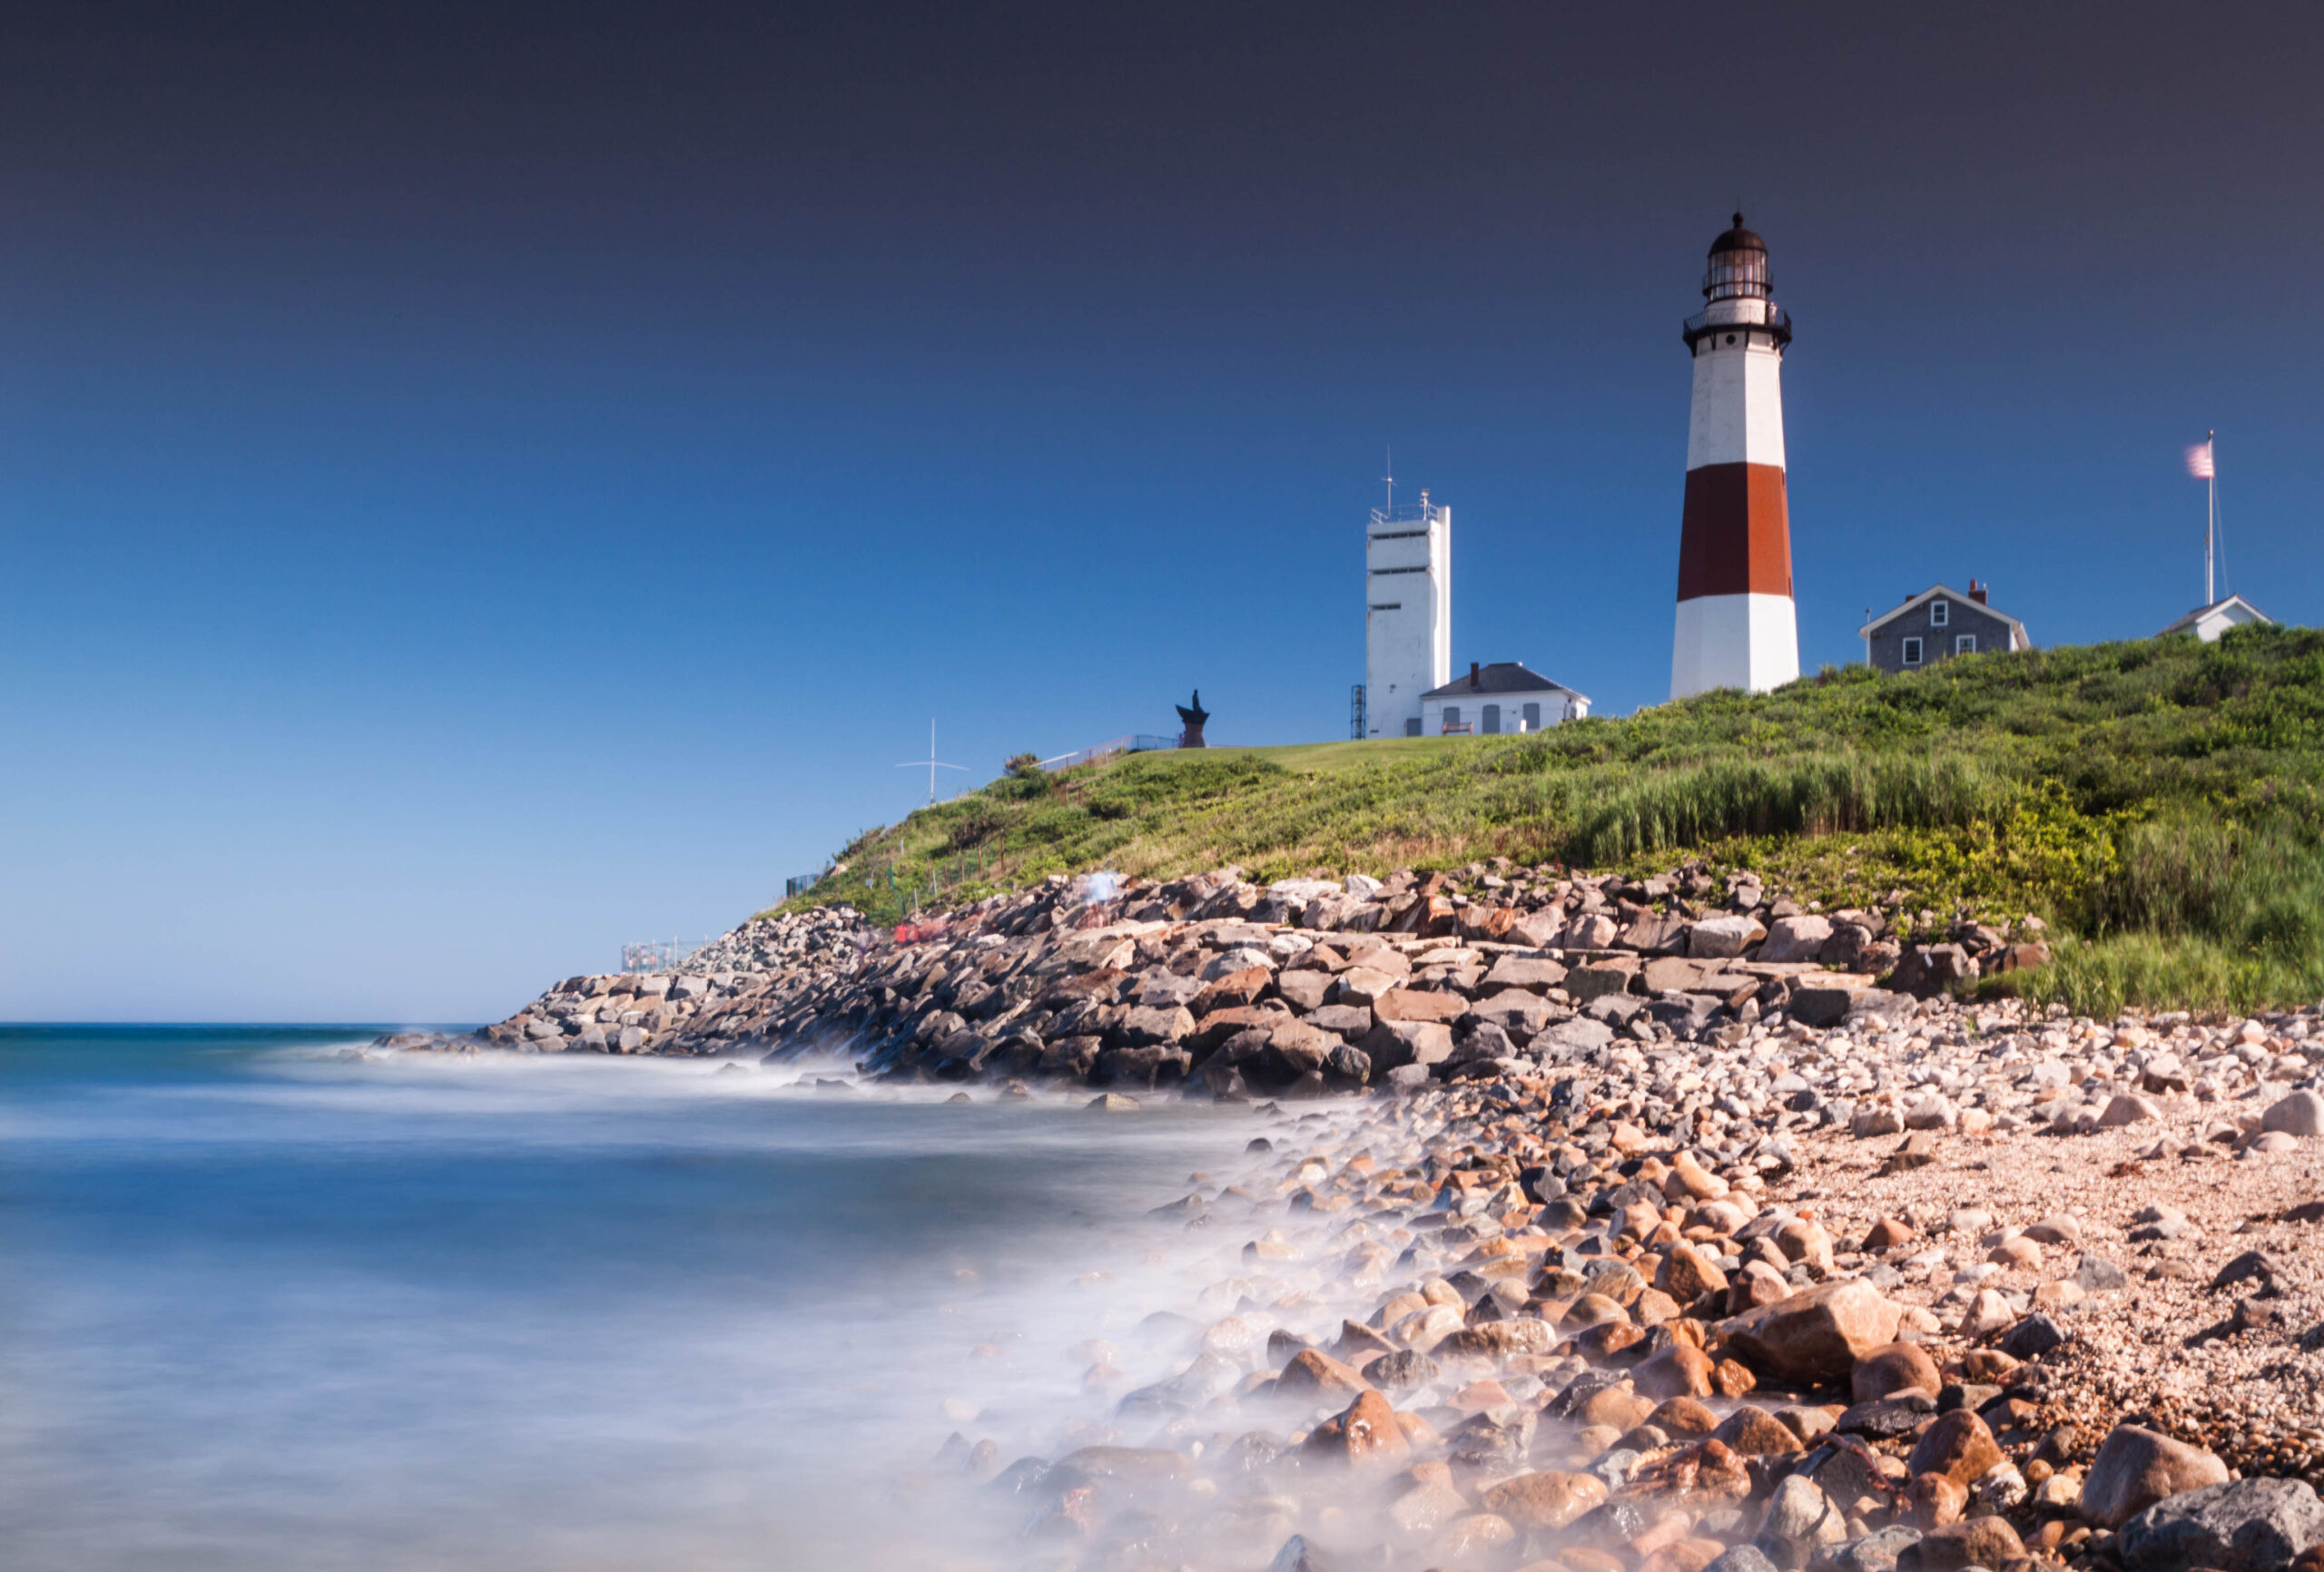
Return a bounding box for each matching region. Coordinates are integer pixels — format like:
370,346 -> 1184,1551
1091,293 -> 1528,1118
1670,214 -> 1799,698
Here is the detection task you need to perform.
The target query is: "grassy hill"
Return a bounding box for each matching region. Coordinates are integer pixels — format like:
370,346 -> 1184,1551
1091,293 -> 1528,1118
786,625 -> 2324,1015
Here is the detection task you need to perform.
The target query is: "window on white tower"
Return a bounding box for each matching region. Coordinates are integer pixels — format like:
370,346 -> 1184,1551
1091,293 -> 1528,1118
1929,600 -> 1949,627
1901,637 -> 1924,666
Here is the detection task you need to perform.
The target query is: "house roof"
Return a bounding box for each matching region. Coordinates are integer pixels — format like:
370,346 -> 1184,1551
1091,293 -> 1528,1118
1858,584 -> 2031,644
2158,594 -> 2273,636
1421,662 -> 1590,704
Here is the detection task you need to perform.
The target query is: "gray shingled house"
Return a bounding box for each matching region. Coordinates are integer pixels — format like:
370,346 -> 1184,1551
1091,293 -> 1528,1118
1858,581 -> 2032,674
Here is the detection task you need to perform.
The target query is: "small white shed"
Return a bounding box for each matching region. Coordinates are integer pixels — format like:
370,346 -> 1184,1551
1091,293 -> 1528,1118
2158,594 -> 2273,644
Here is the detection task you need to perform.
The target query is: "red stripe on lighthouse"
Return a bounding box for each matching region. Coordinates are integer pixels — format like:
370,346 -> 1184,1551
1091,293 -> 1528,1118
1677,462 -> 1792,601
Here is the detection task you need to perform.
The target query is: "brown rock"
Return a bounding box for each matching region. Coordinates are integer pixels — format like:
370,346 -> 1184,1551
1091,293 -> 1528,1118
1562,1549 -> 1629,1572
1305,1389 -> 1411,1467
1636,1337 -> 1728,1402
1659,1243 -> 1729,1302
1438,1318 -> 1558,1359
1712,1405 -> 1804,1456
1648,1397 -> 1719,1439
1193,966 -> 1273,1012
1633,1288 -> 1682,1325
1482,1469 -> 1609,1530
1640,1538 -> 1728,1572
1852,1341 -> 1944,1404
1718,1278 -> 1904,1385
1896,1516 -> 2025,1572
1863,1216 -> 1916,1252
1634,1341 -> 1716,1400
1372,987 -> 1469,1024
1581,1385 -> 1657,1433
1712,1359 -> 1758,1398
1906,1409 -> 2004,1487
1275,1348 -> 1373,1401
2079,1422 -> 2231,1528
1728,1259 -> 1793,1314
1903,1471 -> 1968,1528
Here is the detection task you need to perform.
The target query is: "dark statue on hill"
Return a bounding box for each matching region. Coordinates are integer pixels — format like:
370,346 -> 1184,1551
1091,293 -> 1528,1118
1176,691 -> 1209,749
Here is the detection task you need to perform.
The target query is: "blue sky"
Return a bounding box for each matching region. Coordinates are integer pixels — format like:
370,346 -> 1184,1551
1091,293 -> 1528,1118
0,2 -> 2318,1020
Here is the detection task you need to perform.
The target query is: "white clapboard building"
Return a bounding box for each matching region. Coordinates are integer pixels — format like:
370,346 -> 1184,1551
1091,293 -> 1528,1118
1420,662 -> 1590,736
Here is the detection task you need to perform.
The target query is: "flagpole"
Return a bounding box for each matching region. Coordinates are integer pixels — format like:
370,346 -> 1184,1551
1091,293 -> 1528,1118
2206,429 -> 2216,608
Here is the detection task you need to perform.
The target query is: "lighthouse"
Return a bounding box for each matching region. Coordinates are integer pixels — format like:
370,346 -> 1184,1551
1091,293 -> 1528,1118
1670,214 -> 1799,699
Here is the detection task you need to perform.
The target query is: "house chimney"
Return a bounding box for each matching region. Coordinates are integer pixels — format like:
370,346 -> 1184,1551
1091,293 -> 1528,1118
1469,661 -> 1481,688
1969,579 -> 1988,604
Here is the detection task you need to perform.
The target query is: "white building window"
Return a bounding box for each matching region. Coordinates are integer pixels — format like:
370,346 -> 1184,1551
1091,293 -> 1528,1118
1482,703 -> 1500,734
1901,637 -> 1924,666
1929,600 -> 1949,627
1521,702 -> 1541,730
1443,705 -> 1461,729
1955,634 -> 1977,654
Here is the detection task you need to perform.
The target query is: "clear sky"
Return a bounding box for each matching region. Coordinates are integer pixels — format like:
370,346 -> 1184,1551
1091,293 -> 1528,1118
2,2 -> 2318,1022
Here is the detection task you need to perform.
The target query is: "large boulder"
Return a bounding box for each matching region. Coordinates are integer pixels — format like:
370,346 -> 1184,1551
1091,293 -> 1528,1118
1480,1469 -> 1608,1530
1372,987 -> 1469,1025
2081,1424 -> 2232,1528
1361,1020 -> 1454,1073
1887,945 -> 1977,998
1117,1005 -> 1195,1046
2262,1090 -> 2324,1137
1690,914 -> 1768,959
1717,1279 -> 1903,1386
1482,954 -> 1568,992
1758,914 -> 1835,965
1466,989 -> 1555,1038
2119,1478 -> 2324,1572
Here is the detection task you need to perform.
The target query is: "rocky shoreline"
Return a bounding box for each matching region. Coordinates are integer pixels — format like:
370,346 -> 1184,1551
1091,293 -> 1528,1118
427,860 -> 2052,1089
861,1011 -> 2324,1572
374,860 -> 2324,1570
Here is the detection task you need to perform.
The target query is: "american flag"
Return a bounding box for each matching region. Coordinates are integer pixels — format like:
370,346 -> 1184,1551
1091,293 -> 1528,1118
2186,439 -> 2216,480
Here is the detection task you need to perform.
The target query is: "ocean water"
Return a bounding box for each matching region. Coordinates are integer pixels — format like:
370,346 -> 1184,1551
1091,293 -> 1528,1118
0,1026 -> 1285,1571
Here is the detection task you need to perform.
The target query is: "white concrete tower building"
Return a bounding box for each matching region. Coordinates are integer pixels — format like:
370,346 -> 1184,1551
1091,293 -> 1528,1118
1364,489 -> 1451,736
1670,214 -> 1799,698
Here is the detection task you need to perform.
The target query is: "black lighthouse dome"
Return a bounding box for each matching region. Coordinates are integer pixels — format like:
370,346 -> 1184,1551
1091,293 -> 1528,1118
1702,212 -> 1771,300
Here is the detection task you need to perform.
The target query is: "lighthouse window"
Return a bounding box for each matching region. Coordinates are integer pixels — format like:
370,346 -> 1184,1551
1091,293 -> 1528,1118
1929,600 -> 1949,627
1901,637 -> 1924,666
1956,634 -> 1978,655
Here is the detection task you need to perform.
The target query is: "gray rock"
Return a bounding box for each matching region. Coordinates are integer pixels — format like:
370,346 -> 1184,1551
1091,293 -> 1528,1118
1758,915 -> 1835,965
2000,1313 -> 2066,1360
1267,1535 -> 1334,1572
1788,986 -> 1860,1028
2262,1089 -> 2324,1137
2119,1478 -> 2324,1572
1827,1527 -> 1923,1572
1537,1017 -> 1617,1055
1706,1547 -> 1780,1572
2075,1255 -> 2131,1292
1691,914 -> 1768,959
